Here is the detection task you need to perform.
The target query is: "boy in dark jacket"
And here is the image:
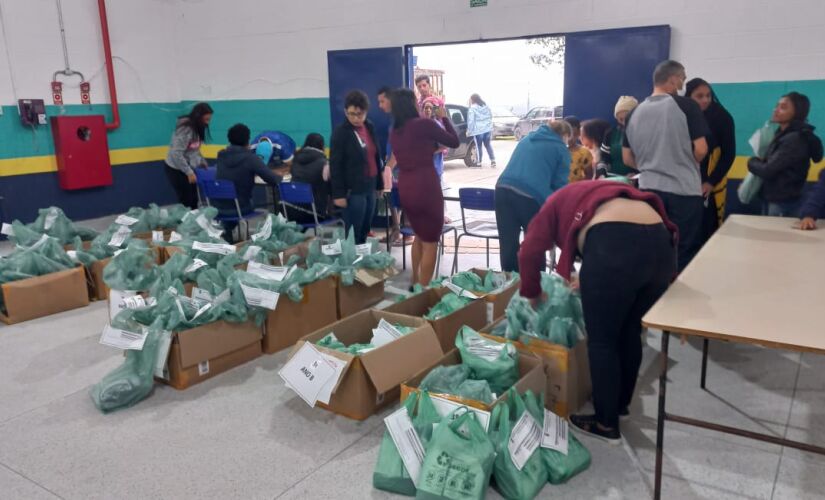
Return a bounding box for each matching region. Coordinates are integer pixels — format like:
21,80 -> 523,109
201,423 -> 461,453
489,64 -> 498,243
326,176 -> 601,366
289,133 -> 331,223
748,92 -> 824,217
215,123 -> 282,240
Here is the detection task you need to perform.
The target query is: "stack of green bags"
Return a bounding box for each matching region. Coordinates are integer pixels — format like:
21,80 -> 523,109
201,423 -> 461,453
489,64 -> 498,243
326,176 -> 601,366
503,272 -> 585,348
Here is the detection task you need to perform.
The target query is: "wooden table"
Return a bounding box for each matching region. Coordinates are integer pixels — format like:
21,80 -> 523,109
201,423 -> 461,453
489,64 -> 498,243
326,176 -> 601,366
643,214 -> 825,499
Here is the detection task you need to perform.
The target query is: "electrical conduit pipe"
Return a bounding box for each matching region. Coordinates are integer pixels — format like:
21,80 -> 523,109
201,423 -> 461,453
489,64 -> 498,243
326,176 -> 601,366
97,0 -> 119,130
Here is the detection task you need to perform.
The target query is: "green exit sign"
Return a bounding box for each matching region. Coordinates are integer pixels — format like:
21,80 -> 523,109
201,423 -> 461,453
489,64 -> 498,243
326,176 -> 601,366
471,0 -> 487,6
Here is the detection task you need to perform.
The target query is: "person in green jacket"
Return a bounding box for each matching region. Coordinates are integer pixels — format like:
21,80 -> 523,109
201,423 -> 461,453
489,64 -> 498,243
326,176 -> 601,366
602,96 -> 638,177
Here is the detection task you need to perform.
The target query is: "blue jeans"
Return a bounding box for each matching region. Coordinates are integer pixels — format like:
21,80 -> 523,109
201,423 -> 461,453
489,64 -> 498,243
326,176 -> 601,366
474,132 -> 495,163
343,190 -> 376,244
762,199 -> 801,218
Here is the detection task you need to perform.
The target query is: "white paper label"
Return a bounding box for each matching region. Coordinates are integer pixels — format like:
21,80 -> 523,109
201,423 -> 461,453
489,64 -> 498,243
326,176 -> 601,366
169,231 -> 183,243
355,243 -> 372,256
196,215 -> 224,239
509,411 -> 542,471
43,209 -> 58,230
486,303 -> 495,325
1,223 -> 14,236
316,353 -> 348,405
247,261 -> 289,282
108,226 -> 131,247
66,250 -> 78,261
113,249 -> 125,257
278,343 -> 337,407
192,241 -> 235,255
99,324 -> 148,350
240,283 -> 280,310
191,287 -> 213,303
198,360 -> 210,376
444,281 -> 481,300
541,409 -> 569,456
115,214 -> 139,226
429,394 -> 491,432
109,289 -> 137,321
152,230 -> 165,242
185,258 -> 208,274
122,295 -> 148,310
384,407 -> 426,487
463,333 -> 508,362
154,330 -> 173,379
370,318 -> 406,348
251,216 -> 273,242
321,240 -> 342,256
242,245 -> 262,261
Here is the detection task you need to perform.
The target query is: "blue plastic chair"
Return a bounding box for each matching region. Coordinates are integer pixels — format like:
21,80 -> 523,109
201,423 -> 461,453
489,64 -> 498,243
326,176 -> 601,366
390,188 -> 457,273
278,181 -> 343,238
452,187 -> 499,273
194,167 -> 217,207
201,179 -> 264,240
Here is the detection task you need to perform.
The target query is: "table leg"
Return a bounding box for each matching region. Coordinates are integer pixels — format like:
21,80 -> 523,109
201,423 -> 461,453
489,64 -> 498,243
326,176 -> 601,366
654,330 -> 670,500
701,338 -> 709,389
385,193 -> 391,253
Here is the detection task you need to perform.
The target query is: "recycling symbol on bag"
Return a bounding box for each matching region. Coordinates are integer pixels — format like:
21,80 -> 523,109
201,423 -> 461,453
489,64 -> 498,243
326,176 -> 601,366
436,451 -> 450,466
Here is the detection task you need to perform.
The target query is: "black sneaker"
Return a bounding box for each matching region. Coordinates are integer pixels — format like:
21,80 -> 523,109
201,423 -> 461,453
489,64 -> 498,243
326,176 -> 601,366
619,406 -> 630,421
570,414 -> 622,445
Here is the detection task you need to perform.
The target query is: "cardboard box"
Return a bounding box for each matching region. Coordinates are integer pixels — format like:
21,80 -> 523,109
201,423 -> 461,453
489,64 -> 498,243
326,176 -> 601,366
469,268 -> 520,323
262,276 -> 338,354
400,347 -> 546,412
0,266 -> 90,324
384,287 -> 489,353
336,266 -> 397,318
480,318 -> 591,417
87,257 -> 111,301
163,320 -> 263,390
292,310 -> 443,420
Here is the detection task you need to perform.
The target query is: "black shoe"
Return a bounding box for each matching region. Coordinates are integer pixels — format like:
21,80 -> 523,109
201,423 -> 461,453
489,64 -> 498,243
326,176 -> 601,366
619,406 -> 630,421
570,414 -> 622,445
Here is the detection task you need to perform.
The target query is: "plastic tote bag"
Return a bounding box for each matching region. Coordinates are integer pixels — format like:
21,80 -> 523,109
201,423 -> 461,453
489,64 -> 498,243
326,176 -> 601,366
738,121 -> 777,205
416,408 -> 496,500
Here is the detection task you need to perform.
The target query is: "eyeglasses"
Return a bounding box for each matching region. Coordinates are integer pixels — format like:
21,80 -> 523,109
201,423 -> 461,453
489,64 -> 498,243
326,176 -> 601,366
346,110 -> 366,118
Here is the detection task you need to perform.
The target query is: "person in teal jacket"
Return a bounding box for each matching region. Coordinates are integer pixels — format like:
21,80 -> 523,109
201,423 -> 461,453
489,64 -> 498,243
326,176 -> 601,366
495,121 -> 572,271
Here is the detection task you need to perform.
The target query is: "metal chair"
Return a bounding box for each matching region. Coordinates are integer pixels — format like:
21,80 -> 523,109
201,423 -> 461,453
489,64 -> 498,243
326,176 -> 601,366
390,189 -> 457,273
201,179 -> 263,240
194,167 -> 217,207
278,181 -> 343,239
452,187 -> 499,273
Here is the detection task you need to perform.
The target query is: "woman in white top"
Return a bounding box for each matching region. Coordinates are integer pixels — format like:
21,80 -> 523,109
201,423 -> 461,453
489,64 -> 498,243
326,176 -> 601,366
467,94 -> 496,168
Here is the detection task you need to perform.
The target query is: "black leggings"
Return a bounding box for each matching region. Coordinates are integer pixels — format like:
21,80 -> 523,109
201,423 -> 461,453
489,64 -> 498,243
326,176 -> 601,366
164,163 -> 199,210
494,186 -> 540,272
579,222 -> 676,428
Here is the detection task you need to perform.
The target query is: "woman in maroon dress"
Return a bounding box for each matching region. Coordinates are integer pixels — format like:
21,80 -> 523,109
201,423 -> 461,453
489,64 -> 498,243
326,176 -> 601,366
389,89 -> 460,286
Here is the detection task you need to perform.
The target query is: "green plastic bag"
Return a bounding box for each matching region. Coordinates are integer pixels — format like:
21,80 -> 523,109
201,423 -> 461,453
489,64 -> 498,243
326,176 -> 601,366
416,408 -> 496,500
373,391 -> 442,496
522,390 -> 591,484
90,317 -> 163,413
102,241 -> 159,291
420,365 -> 471,395
249,213 -> 310,253
455,326 -> 519,395
455,379 -> 495,405
424,293 -> 473,321
490,390 -> 548,500
156,204 -> 190,228
25,206 -> 98,244
505,272 -> 584,348
450,272 -> 490,293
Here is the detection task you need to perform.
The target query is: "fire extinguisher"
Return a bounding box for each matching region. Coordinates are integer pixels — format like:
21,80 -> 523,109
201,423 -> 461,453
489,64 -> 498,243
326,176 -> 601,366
51,81 -> 63,105
80,82 -> 91,105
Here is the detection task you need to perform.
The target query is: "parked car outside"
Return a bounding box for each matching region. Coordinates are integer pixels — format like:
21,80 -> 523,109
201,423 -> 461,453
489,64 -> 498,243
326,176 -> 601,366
513,105 -> 564,141
443,104 -> 477,167
491,106 -> 519,137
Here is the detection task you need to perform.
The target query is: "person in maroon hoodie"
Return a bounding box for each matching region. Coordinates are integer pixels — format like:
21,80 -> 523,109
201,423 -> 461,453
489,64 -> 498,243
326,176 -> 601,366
518,180 -> 678,444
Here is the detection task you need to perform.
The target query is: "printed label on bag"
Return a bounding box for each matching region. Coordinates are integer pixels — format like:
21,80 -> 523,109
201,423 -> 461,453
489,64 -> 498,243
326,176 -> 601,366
1,223 -> 14,236
251,216 -> 273,242
185,258 -> 208,274
486,303 -> 495,325
370,318 -> 406,347
247,261 -> 289,282
463,333 -> 507,362
278,343 -> 337,407
154,330 -> 173,379
99,324 -> 149,350
316,353 -> 348,405
541,409 -> 569,455
430,395 -> 491,432
198,360 -> 210,376
196,215 -> 224,239
444,281 -> 481,299
66,250 -> 78,261
191,287 -> 213,303
115,214 -> 139,226
242,245 -> 262,261
169,231 -> 183,243
240,283 -> 280,310
109,289 -> 137,321
122,295 -> 156,310
152,230 -> 165,242
384,407 -> 426,487
355,243 -> 372,256
192,241 -> 235,255
509,412 -> 542,471
43,208 -> 58,230
321,240 -> 342,256
108,226 -> 131,247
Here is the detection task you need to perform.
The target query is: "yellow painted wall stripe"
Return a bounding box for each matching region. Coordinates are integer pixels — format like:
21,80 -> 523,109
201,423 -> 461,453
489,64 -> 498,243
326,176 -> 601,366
728,157 -> 824,181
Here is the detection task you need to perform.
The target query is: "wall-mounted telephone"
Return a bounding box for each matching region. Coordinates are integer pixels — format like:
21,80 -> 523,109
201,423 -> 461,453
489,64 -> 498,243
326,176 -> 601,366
18,99 -> 47,126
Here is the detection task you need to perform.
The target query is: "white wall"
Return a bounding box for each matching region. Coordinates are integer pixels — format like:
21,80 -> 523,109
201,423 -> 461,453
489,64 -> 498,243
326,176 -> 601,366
0,0 -> 181,106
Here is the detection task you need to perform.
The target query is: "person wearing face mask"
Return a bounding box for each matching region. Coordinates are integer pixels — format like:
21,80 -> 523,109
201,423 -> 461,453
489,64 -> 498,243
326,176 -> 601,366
686,78 -> 736,241
623,60 -> 710,272
748,92 -> 823,218
329,90 -> 385,244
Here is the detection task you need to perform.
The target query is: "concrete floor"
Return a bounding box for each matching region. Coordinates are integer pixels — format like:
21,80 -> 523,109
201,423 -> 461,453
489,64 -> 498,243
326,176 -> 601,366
2,140 -> 825,499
